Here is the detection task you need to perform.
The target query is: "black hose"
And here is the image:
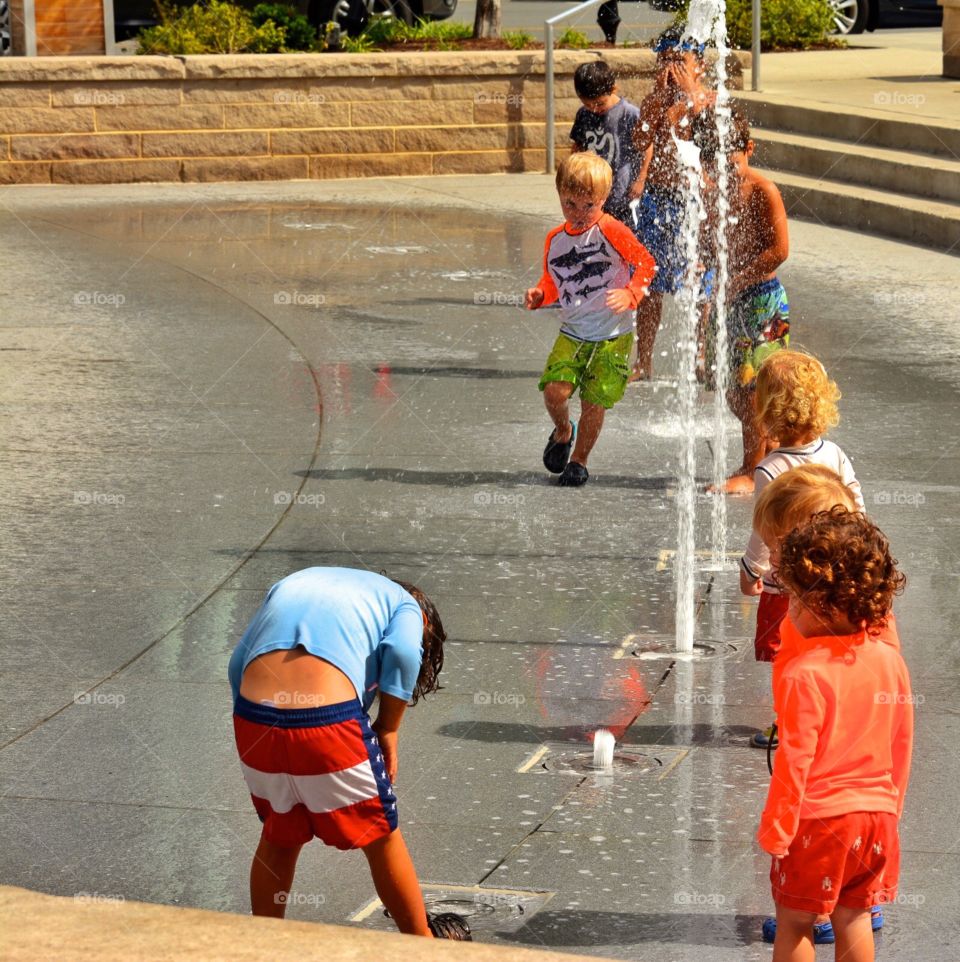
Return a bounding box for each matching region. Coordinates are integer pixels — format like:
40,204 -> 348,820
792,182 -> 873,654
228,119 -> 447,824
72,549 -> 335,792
767,722 -> 778,775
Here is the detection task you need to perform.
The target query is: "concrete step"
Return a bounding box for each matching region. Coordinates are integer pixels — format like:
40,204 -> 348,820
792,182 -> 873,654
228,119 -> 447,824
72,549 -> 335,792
736,94 -> 960,160
756,167 -> 960,253
751,129 -> 960,205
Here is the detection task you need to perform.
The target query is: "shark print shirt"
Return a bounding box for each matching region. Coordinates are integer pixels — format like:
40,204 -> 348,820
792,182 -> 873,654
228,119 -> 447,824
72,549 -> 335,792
536,214 -> 656,342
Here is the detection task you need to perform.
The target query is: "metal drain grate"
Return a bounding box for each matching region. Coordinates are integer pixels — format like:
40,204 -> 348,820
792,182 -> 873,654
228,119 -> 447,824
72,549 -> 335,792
630,640 -> 739,661
351,883 -> 553,934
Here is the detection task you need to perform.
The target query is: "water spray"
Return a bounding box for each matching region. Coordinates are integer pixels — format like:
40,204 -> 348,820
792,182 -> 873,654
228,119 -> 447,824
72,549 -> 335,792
592,729 -> 615,771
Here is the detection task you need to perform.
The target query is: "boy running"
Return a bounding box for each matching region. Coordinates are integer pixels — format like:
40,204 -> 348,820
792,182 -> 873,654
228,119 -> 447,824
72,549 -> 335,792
526,152 -> 655,487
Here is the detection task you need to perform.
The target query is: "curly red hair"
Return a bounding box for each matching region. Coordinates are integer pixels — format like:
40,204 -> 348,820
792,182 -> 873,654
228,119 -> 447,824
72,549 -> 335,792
777,507 -> 905,632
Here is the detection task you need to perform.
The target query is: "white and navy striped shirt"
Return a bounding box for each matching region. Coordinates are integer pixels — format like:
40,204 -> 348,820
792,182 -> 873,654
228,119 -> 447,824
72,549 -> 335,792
741,438 -> 865,593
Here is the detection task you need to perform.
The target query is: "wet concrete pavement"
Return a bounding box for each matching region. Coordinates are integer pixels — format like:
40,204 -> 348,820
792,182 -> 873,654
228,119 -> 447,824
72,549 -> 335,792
1,176 -> 958,959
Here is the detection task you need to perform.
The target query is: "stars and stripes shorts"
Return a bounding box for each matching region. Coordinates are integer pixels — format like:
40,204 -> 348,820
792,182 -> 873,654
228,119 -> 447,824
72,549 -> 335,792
233,694 -> 398,850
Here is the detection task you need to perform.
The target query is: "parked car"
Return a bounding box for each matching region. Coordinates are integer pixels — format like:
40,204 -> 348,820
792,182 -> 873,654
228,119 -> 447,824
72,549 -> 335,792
827,0 -> 940,34
307,0 -> 456,34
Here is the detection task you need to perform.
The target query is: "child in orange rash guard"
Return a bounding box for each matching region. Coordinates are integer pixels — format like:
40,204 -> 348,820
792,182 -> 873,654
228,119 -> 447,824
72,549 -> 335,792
526,151 -> 655,488
758,508 -> 913,962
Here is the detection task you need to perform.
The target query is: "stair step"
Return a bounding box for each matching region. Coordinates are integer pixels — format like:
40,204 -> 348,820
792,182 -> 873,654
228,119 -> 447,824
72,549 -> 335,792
756,167 -> 960,253
752,129 -> 960,205
736,95 -> 960,160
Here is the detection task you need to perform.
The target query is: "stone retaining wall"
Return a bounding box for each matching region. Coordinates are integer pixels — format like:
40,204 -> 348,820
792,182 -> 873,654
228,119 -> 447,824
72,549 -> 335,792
0,51 -> 747,186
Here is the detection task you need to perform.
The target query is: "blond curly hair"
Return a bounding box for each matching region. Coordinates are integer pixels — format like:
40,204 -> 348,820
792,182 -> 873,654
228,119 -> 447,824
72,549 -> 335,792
755,350 -> 840,444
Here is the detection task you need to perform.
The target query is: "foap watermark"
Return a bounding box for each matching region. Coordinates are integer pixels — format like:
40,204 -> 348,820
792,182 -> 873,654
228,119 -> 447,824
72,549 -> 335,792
875,691 -> 925,706
73,89 -> 126,106
74,291 -> 126,308
873,490 -> 925,508
274,90 -> 326,106
873,90 -> 926,108
891,891 -> 926,907
274,890 -> 325,907
674,890 -> 726,907
74,691 -> 126,707
474,892 -> 526,909
675,691 -> 726,706
274,291 -> 325,307
474,491 -> 525,507
74,491 -> 125,506
74,892 -> 125,905
474,91 -> 525,106
873,290 -> 927,309
474,690 -> 526,707
474,290 -> 523,307
273,491 -> 325,507
273,692 -> 327,707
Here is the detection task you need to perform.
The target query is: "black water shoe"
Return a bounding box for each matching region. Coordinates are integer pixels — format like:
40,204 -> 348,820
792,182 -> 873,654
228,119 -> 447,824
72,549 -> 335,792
543,422 -> 576,474
558,461 -> 589,487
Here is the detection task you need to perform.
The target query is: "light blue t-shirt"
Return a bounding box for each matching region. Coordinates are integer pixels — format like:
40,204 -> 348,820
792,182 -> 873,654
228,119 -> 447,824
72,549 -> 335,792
227,567 -> 423,712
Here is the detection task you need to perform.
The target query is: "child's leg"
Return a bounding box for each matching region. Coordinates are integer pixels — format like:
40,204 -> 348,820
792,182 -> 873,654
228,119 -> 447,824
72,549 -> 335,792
570,399 -> 605,467
772,905 -> 818,962
250,831 -> 303,918
543,380 -> 575,443
631,291 -> 663,380
362,829 -> 432,936
831,906 -> 875,962
713,385 -> 763,493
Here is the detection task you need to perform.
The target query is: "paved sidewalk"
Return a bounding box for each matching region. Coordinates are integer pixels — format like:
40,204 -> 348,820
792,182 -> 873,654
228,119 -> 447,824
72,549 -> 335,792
747,28 -> 959,126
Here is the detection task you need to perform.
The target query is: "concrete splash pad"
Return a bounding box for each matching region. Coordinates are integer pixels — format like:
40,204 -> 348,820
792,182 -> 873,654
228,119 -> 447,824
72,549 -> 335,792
1,177 -> 959,959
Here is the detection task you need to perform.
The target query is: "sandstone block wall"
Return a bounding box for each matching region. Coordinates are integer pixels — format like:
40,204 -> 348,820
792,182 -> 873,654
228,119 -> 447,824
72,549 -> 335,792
0,51 -> 747,186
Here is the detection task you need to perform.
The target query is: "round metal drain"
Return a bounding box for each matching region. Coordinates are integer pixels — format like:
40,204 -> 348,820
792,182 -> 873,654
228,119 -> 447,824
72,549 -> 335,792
384,892 -> 525,926
542,750 -> 660,776
630,641 -> 738,661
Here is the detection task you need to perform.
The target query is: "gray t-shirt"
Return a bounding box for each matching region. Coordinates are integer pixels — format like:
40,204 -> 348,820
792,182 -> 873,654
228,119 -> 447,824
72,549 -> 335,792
569,98 -> 642,223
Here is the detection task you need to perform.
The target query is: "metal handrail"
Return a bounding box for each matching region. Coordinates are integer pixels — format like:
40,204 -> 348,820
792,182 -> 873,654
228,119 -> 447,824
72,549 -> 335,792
544,0 -> 604,175
543,0 -> 763,174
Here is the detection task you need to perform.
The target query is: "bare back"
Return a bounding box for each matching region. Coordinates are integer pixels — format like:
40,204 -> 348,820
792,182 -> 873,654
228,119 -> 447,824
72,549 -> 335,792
239,647 -> 357,707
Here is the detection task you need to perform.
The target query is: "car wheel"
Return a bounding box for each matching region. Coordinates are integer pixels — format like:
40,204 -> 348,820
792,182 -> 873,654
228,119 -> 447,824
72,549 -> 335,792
371,0 -> 415,24
829,0 -> 868,34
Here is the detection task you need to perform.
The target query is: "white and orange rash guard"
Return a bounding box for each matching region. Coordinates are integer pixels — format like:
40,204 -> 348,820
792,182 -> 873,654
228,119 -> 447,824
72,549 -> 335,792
534,214 -> 656,342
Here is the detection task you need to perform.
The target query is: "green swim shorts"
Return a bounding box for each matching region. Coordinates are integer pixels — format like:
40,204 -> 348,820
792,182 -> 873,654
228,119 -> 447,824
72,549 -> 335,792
538,331 -> 634,409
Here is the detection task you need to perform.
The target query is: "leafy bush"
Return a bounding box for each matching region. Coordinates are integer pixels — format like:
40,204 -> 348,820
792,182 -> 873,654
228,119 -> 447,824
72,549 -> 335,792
673,0 -> 833,50
557,27 -> 590,49
251,2 -> 317,49
727,0 -> 833,47
138,0 -> 286,53
503,29 -> 534,49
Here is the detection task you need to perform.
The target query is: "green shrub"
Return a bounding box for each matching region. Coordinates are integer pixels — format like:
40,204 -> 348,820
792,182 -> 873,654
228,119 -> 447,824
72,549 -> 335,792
673,0 -> 833,50
557,27 -> 590,49
251,2 -> 317,49
138,0 -> 285,53
503,29 -> 534,49
727,0 -> 833,48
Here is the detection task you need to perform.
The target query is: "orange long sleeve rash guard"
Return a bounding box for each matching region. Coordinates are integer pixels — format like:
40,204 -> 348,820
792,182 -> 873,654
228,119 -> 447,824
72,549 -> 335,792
534,214 -> 656,342
758,615 -> 914,858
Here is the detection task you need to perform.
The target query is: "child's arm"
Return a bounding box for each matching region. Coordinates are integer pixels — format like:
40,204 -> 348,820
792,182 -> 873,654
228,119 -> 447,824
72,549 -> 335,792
734,179 -> 789,291
526,228 -> 563,310
372,693 -> 407,782
740,470 -> 771,594
891,660 -> 914,819
757,673 -> 825,856
597,217 -> 656,310
739,563 -> 763,596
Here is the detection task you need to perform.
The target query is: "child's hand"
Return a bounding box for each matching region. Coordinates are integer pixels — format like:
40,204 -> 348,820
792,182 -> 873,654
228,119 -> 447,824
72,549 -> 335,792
525,287 -> 544,310
605,288 -> 635,313
739,568 -> 763,596
374,727 -> 400,782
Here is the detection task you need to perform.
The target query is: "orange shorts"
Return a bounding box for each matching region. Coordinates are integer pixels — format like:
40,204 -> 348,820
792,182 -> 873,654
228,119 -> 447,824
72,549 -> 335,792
771,811 -> 900,915
755,591 -> 789,662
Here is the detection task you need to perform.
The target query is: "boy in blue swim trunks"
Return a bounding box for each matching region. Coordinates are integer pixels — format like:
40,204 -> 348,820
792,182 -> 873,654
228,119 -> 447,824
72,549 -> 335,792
698,109 -> 790,494
630,27 -> 716,380
228,567 -> 459,938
